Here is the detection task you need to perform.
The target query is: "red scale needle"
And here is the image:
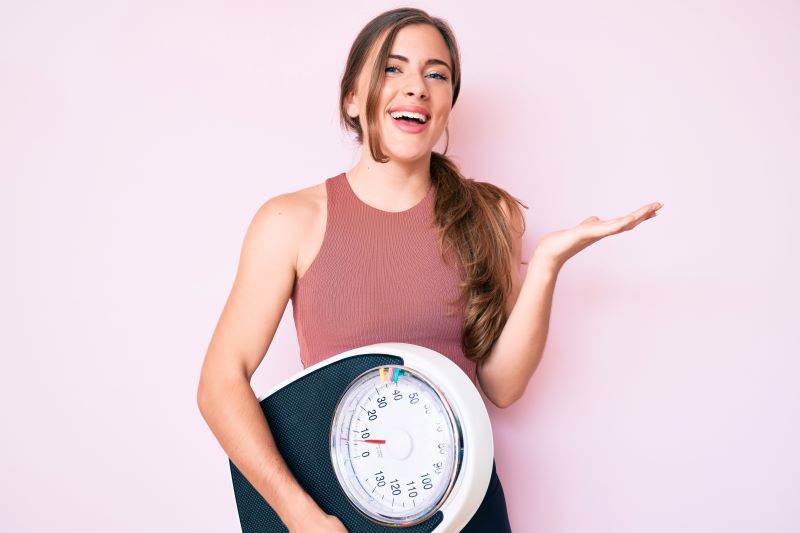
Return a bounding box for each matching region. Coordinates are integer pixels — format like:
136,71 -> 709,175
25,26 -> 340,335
354,439 -> 386,444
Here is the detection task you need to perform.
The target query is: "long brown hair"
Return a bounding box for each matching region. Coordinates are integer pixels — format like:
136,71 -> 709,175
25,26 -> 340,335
339,7 -> 528,366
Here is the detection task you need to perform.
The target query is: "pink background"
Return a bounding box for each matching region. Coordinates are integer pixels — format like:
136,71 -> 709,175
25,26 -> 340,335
2,1 -> 798,531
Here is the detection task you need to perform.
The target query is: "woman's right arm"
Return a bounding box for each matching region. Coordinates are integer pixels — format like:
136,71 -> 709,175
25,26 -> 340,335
196,194 -> 346,532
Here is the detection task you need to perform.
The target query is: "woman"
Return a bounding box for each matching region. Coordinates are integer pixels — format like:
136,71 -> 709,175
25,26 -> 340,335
197,7 -> 661,532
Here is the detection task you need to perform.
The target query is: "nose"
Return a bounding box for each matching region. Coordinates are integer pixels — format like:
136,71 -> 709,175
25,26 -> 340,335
403,72 -> 428,99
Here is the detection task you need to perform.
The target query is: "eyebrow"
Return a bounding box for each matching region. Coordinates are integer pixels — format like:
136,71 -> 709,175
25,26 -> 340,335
387,54 -> 452,73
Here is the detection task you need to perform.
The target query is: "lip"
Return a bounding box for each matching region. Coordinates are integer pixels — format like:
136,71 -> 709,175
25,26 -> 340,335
387,105 -> 431,135
388,104 -> 431,118
388,112 -> 429,134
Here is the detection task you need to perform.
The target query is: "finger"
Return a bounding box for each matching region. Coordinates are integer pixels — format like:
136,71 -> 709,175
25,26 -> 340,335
588,205 -> 661,237
600,214 -> 636,227
605,214 -> 643,233
601,205 -> 649,226
626,209 -> 660,229
631,205 -> 654,218
583,217 -> 631,238
589,203 -> 661,233
643,202 -> 663,215
626,203 -> 661,220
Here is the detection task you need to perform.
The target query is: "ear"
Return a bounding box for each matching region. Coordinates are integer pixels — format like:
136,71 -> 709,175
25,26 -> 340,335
345,90 -> 359,119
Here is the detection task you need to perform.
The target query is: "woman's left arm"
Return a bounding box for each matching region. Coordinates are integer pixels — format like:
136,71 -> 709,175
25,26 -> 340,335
477,200 -> 663,408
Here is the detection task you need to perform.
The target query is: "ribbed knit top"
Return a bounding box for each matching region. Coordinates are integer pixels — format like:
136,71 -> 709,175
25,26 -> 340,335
290,172 -> 478,385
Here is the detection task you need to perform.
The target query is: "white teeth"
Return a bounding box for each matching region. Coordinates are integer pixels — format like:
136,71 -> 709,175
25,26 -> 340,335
390,111 -> 428,123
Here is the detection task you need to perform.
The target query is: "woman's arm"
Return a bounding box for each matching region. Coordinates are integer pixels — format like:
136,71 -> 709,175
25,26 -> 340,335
196,194 -> 346,532
477,199 -> 661,408
477,247 -> 559,409
475,198 -> 556,408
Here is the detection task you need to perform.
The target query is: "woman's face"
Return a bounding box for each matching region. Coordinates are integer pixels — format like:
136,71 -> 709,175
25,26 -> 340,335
347,23 -> 454,164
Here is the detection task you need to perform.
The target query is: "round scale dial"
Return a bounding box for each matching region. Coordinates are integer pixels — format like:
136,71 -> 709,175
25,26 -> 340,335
330,365 -> 463,526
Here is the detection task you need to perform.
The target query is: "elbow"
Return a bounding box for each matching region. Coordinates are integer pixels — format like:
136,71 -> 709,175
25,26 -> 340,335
197,381 -> 211,415
196,371 -> 218,416
493,397 -> 515,409
493,398 -> 512,409
492,385 -> 527,408
478,369 -> 523,408
489,391 -> 519,409
196,365 -> 250,415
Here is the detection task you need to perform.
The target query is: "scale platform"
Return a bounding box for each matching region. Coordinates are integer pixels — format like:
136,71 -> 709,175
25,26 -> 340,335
229,342 -> 494,532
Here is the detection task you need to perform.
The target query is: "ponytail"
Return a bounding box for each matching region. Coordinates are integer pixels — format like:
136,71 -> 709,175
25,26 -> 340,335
430,152 -> 528,364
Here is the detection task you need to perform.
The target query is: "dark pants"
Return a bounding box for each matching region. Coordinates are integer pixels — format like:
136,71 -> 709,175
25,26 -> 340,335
460,461 -> 512,532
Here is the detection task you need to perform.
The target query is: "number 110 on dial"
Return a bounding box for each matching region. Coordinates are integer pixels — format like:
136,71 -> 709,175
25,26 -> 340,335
330,365 -> 462,526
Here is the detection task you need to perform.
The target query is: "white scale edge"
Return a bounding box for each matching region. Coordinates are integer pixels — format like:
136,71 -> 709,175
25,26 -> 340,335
256,342 -> 494,533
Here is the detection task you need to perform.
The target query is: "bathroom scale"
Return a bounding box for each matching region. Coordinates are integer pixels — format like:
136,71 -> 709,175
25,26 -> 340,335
229,342 -> 494,532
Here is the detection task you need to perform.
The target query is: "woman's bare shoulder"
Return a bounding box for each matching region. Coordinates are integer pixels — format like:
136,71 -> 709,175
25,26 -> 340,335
254,181 -> 325,224
249,180 -> 327,276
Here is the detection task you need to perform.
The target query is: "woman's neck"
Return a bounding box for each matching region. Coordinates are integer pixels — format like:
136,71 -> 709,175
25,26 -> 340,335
346,154 -> 432,212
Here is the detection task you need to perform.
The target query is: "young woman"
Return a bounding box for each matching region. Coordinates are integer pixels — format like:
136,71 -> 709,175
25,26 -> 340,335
197,7 -> 661,532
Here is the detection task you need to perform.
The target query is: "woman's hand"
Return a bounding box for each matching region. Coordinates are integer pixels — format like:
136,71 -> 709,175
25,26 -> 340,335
288,511 -> 348,533
531,202 -> 662,270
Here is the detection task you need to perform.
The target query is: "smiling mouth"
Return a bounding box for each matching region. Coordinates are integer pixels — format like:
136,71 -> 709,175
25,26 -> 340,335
389,114 -> 428,125
388,113 -> 429,134
388,105 -> 431,122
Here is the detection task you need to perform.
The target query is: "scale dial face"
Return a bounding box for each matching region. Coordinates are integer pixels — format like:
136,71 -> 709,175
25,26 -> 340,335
330,365 -> 462,526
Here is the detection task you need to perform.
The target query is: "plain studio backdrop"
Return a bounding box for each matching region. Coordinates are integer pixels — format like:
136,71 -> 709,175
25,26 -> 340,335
1,1 -> 797,531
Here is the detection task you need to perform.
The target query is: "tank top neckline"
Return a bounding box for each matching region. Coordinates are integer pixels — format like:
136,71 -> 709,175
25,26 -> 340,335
340,172 -> 434,215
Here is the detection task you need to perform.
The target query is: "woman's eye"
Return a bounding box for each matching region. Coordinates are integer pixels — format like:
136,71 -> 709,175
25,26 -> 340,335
384,65 -> 448,81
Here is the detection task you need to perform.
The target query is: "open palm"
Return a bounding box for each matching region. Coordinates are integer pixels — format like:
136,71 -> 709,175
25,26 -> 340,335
532,202 -> 663,269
